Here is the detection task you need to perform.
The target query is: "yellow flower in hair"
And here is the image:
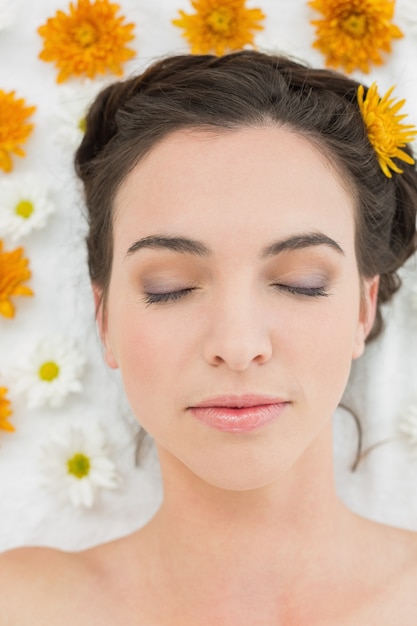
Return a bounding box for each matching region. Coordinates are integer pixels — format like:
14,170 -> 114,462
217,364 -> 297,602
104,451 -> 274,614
38,0 -> 136,83
172,0 -> 265,56
357,82 -> 417,178
309,0 -> 403,74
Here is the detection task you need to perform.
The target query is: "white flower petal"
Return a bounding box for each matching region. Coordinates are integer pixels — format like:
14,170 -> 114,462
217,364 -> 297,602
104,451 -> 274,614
68,479 -> 83,508
53,82 -> 110,153
89,470 -> 119,489
12,336 -> 86,409
0,174 -> 55,242
38,422 -> 121,509
78,478 -> 95,508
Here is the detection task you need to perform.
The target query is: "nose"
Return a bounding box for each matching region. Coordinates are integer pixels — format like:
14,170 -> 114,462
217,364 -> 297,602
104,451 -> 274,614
202,288 -> 273,371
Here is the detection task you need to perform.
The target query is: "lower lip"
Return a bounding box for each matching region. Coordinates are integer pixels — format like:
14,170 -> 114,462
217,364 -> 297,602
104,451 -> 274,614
189,403 -> 288,433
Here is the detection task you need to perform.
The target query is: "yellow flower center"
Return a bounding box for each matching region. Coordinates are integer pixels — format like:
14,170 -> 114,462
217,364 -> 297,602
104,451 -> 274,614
15,199 -> 34,219
72,21 -> 98,48
78,116 -> 87,133
67,453 -> 91,479
38,361 -> 60,382
207,8 -> 234,34
341,13 -> 367,38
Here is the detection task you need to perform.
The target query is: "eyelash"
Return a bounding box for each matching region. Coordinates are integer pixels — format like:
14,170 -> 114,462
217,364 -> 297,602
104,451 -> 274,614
143,288 -> 196,306
142,284 -> 329,306
276,284 -> 329,298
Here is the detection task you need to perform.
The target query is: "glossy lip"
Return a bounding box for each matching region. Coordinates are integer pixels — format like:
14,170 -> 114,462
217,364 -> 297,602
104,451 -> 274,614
188,394 -> 289,433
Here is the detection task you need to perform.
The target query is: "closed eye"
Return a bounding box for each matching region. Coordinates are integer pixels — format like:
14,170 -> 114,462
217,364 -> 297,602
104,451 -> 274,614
142,283 -> 329,306
273,284 -> 329,298
142,287 -> 196,306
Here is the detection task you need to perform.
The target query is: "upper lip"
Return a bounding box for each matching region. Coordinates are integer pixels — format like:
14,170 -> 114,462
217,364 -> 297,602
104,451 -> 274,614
190,394 -> 288,408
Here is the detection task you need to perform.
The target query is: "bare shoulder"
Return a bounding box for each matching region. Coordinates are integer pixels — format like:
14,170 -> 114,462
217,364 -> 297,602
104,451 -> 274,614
390,526 -> 417,592
356,521 -> 417,623
0,546 -> 104,626
0,545 -> 74,591
365,518 -> 417,580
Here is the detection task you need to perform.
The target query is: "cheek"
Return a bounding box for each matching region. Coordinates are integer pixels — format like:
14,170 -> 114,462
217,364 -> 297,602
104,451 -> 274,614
109,306 -> 198,421
107,273 -> 361,429
284,289 -> 361,406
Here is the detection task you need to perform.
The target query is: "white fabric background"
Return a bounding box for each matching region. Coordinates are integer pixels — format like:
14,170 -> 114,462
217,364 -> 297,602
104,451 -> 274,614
1,0 -> 417,552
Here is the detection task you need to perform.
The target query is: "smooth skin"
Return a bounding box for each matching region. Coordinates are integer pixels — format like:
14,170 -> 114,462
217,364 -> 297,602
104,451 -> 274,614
1,127 -> 417,625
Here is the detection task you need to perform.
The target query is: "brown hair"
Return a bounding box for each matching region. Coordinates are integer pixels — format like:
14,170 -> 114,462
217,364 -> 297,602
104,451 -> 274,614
75,50 -> 417,341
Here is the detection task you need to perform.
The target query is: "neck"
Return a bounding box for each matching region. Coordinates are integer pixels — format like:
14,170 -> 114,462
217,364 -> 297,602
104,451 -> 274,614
126,423 -> 374,624
147,423 -> 353,589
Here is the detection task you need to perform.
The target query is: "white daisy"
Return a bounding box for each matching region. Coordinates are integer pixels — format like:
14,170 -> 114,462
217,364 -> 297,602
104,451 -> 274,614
0,0 -> 16,31
399,404 -> 417,448
0,174 -> 55,242
13,336 -> 86,409
54,82 -> 109,153
39,422 -> 120,508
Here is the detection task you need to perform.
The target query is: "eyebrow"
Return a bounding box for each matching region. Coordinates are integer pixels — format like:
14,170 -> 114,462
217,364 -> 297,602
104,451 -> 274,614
261,232 -> 344,257
127,235 -> 210,257
125,232 -> 345,259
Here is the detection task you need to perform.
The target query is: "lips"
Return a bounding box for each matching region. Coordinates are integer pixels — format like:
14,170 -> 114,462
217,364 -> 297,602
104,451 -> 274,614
188,395 -> 289,433
191,394 -> 286,408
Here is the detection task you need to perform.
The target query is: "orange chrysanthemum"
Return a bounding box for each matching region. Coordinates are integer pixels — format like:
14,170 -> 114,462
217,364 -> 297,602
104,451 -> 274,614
309,0 -> 403,74
358,82 -> 417,178
0,387 -> 14,433
38,0 -> 136,83
0,90 -> 36,173
0,240 -> 33,318
172,0 -> 265,56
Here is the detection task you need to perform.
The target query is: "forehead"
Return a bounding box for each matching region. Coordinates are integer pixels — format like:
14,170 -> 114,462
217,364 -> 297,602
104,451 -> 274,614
113,126 -> 356,254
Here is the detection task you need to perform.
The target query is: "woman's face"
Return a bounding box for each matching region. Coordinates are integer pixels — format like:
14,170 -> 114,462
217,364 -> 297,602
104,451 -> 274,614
98,127 -> 377,490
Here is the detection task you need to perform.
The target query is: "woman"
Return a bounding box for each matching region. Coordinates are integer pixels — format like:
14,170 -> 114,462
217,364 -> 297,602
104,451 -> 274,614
1,51 -> 417,624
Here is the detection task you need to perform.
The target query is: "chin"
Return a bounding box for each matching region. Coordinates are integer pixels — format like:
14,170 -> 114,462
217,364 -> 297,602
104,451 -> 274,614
182,453 -> 292,492
157,431 -> 311,493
